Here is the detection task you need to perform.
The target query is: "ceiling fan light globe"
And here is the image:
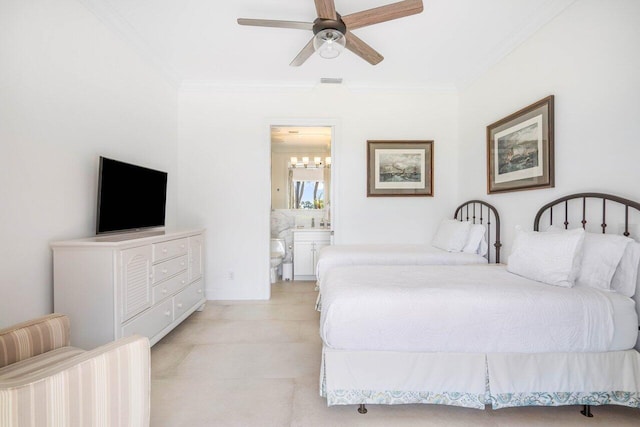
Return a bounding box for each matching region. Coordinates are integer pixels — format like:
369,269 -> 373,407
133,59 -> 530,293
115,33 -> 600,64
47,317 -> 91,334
313,29 -> 346,59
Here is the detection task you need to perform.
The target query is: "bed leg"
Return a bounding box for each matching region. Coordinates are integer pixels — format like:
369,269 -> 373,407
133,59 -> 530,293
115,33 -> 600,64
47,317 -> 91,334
580,405 -> 593,417
357,404 -> 368,414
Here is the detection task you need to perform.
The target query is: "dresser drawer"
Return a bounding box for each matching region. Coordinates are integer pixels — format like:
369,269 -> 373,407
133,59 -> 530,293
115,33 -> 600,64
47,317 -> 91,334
152,255 -> 187,284
174,280 -> 204,320
153,238 -> 188,263
121,298 -> 173,340
152,271 -> 189,304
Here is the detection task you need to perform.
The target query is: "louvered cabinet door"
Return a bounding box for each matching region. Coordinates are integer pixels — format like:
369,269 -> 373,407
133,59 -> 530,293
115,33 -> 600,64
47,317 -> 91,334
121,246 -> 152,322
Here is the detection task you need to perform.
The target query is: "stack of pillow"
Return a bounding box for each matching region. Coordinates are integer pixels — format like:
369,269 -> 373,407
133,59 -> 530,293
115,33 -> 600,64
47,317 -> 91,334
431,219 -> 489,256
507,225 -> 640,298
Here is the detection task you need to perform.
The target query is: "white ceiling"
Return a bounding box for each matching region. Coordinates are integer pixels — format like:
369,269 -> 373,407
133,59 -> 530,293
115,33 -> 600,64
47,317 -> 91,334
80,0 -> 576,90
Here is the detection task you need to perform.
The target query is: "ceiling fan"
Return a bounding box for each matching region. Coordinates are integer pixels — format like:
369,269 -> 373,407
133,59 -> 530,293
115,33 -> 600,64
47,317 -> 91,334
237,0 -> 423,66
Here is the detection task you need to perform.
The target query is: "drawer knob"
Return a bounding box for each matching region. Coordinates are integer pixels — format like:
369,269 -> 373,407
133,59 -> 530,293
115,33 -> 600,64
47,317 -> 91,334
164,310 -> 171,317
181,280 -> 186,284
180,262 -> 185,267
162,288 -> 168,294
162,269 -> 168,274
197,289 -> 202,294
177,303 -> 183,308
162,248 -> 168,253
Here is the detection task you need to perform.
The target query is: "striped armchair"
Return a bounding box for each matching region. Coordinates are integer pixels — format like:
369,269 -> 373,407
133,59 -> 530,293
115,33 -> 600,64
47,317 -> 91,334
0,314 -> 150,426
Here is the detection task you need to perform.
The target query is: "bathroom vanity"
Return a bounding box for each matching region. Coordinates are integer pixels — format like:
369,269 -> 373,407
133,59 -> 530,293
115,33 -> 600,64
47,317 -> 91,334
292,229 -> 332,280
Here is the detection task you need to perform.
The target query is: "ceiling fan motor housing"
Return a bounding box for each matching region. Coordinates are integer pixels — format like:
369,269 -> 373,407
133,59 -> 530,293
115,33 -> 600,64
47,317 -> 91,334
312,15 -> 347,36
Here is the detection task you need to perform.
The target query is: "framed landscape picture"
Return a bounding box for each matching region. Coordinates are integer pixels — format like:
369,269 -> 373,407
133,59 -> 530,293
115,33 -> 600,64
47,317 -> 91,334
486,95 -> 554,194
367,140 -> 433,197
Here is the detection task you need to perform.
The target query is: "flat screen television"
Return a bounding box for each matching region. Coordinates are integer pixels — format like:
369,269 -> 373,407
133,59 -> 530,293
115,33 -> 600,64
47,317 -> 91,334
96,156 -> 168,234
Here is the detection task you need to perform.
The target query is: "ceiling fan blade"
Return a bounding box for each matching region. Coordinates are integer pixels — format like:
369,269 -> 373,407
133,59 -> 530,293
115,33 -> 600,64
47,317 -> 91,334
314,0 -> 337,20
342,0 -> 423,30
290,38 -> 316,66
345,31 -> 383,65
237,18 -> 313,31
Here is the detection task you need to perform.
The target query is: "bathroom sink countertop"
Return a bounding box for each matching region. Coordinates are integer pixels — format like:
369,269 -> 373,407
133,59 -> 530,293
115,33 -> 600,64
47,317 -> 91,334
292,227 -> 332,232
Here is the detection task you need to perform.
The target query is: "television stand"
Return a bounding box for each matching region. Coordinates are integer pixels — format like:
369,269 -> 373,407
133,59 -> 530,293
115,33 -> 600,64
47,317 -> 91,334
51,229 -> 205,349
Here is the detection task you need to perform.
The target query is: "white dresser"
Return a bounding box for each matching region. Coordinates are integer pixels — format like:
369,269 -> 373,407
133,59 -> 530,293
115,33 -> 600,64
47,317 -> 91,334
51,229 -> 205,349
293,229 -> 332,280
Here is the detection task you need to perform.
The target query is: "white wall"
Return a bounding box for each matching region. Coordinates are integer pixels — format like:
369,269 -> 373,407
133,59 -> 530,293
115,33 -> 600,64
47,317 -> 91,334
178,85 -> 459,300
0,0 -> 178,326
457,0 -> 640,257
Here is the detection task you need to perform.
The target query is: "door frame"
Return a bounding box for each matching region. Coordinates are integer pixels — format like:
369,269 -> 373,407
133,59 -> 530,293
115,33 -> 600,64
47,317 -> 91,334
266,118 -> 339,295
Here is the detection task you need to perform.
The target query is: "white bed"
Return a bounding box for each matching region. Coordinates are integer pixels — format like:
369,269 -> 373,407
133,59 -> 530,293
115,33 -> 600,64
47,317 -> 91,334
319,193 -> 640,415
316,244 -> 487,282
320,264 -> 637,354
316,200 -> 501,283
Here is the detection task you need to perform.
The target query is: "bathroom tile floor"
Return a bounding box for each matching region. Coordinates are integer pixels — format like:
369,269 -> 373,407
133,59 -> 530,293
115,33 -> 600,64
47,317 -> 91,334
151,281 -> 640,426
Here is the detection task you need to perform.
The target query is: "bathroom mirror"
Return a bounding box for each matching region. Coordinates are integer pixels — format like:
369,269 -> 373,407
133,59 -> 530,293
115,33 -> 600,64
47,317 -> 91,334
271,126 -> 332,211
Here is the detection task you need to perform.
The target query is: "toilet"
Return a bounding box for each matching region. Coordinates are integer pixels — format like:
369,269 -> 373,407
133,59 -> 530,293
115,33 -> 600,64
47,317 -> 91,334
270,238 -> 286,284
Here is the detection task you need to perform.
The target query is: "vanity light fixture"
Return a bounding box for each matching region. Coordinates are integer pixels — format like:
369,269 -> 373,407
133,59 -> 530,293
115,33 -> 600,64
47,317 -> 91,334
289,156 -> 330,169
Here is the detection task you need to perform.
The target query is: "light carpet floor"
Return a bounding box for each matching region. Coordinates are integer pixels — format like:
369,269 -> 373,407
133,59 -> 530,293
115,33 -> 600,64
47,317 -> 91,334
151,281 -> 640,426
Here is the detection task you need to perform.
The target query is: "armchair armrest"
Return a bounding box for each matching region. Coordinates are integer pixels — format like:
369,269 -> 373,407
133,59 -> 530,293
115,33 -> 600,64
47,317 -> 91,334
0,334 -> 150,427
0,314 -> 70,368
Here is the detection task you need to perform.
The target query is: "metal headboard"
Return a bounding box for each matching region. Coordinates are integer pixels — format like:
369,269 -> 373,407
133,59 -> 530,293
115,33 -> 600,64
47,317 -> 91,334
454,200 -> 502,264
533,193 -> 640,237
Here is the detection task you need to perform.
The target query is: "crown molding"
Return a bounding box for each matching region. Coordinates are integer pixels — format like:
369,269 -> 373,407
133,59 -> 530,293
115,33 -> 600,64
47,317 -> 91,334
179,79 -> 458,94
77,0 -> 182,88
179,80 -> 317,93
457,0 -> 578,90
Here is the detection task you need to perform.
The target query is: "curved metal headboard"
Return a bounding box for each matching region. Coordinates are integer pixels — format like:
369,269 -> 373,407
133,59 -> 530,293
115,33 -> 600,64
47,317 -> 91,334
533,192 -> 640,237
454,200 -> 502,264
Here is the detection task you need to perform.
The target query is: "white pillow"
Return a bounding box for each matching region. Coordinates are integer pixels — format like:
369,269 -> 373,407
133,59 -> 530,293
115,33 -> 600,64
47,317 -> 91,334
543,225 -> 585,283
611,241 -> 640,297
575,233 -> 632,291
431,220 -> 471,252
507,227 -> 585,287
463,224 -> 487,255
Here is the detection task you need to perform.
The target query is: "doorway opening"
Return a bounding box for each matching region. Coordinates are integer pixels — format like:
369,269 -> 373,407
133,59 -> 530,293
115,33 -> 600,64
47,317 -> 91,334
269,125 -> 334,287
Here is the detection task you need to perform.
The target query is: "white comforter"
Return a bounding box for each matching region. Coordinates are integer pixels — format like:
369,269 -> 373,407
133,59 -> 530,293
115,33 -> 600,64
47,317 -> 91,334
320,264 -> 638,353
315,244 -> 487,282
